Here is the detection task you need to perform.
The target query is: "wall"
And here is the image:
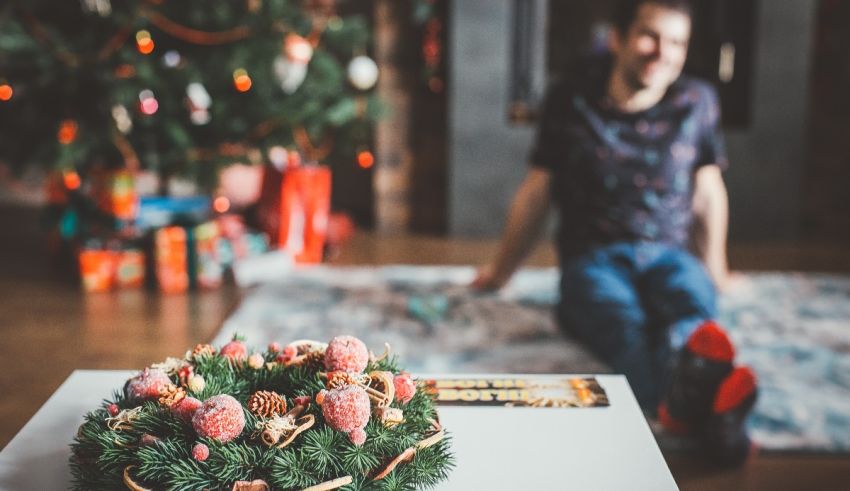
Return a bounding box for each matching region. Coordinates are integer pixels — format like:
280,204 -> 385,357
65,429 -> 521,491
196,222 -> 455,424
724,0 -> 817,242
448,0 -> 544,236
448,0 -> 818,242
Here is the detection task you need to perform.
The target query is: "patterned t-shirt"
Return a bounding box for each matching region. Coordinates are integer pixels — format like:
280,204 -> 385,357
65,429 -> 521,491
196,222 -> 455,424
530,56 -> 728,261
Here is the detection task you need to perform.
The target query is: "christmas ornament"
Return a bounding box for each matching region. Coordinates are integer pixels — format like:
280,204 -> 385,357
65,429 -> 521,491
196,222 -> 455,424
247,390 -> 287,418
138,90 -> 158,116
320,385 -> 370,446
220,339 -> 248,361
233,68 -> 253,92
274,34 -> 313,94
162,50 -> 182,68
192,394 -> 246,443
268,146 -> 288,171
394,372 -> 416,405
192,442 -> 209,462
171,396 -> 202,422
0,84 -> 12,102
187,374 -> 206,393
124,368 -> 172,401
80,0 -> 112,16
357,150 -> 374,169
324,335 -> 368,373
135,30 -> 155,55
247,353 -> 265,369
347,55 -> 379,91
111,105 -> 133,134
186,83 -> 212,125
214,196 -> 231,214
57,120 -> 78,144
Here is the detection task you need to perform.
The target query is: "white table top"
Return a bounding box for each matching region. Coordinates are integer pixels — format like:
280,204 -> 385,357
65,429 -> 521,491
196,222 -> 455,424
0,370 -> 677,490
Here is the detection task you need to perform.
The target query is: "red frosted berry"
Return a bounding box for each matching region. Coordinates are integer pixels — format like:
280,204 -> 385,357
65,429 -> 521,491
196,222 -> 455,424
172,396 -> 203,422
220,340 -> 248,361
277,345 -> 297,364
268,342 -> 282,353
322,385 -> 370,445
324,335 -> 369,373
192,394 -> 246,443
349,427 -> 367,446
294,395 -> 312,406
125,368 -> 172,401
192,442 -> 210,462
393,373 -> 417,405
107,403 -> 120,416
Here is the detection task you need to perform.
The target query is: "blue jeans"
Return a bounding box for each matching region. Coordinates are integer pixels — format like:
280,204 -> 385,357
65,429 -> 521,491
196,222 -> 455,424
557,242 -> 717,412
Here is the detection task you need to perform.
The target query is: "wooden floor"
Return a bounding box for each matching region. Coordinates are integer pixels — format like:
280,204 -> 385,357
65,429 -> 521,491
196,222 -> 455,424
1,204 -> 848,490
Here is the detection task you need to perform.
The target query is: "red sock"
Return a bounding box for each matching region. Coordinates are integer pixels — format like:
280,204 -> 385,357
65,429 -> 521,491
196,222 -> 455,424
713,367 -> 757,414
686,321 -> 735,363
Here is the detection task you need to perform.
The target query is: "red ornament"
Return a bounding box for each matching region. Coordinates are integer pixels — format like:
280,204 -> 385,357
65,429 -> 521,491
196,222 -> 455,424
192,394 -> 246,442
192,442 -> 210,462
172,396 -> 203,422
125,368 -> 172,401
324,335 -> 369,373
57,120 -> 78,144
357,150 -> 374,169
220,339 -> 248,361
107,403 -> 120,416
321,385 -> 370,446
393,373 -> 416,405
0,84 -> 12,101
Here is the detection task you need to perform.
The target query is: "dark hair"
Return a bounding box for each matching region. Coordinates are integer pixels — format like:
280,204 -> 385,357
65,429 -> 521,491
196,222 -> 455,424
613,0 -> 693,34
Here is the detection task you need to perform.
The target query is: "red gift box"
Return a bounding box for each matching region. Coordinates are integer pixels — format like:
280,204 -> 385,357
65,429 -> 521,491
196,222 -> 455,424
155,226 -> 189,294
256,154 -> 331,264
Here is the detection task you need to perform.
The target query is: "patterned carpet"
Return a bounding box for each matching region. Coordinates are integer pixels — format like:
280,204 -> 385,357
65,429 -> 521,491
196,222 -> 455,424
215,266 -> 850,453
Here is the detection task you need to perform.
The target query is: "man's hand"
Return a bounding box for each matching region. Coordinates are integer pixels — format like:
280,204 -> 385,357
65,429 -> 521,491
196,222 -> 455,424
469,168 -> 552,293
712,269 -> 748,294
470,264 -> 510,291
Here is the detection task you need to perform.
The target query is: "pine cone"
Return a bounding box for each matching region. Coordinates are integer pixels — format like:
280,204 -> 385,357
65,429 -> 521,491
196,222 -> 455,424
158,384 -> 186,407
248,391 -> 287,418
192,344 -> 217,359
326,371 -> 357,390
301,350 -> 325,369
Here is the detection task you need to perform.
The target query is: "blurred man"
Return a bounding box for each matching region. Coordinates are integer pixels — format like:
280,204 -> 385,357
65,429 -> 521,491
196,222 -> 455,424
474,0 -> 757,466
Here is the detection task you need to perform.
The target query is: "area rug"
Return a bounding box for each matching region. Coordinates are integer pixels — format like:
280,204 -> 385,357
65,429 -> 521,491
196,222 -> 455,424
215,266 -> 850,453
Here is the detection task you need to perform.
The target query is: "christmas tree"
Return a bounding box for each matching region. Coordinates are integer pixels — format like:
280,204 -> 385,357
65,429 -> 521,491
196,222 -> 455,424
0,0 -> 380,191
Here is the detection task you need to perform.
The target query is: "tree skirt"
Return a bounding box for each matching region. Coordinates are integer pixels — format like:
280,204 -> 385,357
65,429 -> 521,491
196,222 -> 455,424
215,266 -> 850,453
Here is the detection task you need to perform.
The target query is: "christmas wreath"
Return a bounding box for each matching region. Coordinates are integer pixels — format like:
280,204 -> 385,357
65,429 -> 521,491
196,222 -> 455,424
70,335 -> 454,490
